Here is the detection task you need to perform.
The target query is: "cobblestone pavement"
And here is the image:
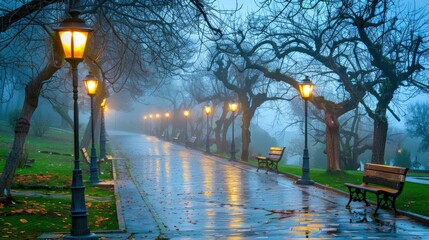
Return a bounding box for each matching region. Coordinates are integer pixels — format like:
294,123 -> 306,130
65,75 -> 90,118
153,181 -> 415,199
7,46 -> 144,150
106,131 -> 429,239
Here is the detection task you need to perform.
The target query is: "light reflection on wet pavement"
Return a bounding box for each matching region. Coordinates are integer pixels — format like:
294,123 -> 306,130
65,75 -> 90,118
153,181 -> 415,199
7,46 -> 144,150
108,131 -> 429,239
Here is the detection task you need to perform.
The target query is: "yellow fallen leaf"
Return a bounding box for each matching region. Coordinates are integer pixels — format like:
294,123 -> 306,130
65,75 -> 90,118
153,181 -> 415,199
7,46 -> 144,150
19,219 -> 28,223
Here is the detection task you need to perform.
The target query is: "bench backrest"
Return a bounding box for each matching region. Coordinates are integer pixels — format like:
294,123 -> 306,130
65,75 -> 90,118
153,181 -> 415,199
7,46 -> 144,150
363,163 -> 408,190
189,136 -> 197,143
267,147 -> 285,161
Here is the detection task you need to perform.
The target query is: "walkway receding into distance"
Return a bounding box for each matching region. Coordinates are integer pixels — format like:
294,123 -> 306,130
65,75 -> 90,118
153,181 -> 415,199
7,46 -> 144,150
107,131 -> 429,239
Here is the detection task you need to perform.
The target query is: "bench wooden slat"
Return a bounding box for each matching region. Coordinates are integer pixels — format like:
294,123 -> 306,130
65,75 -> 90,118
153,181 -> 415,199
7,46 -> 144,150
365,163 -> 407,175
363,169 -> 406,183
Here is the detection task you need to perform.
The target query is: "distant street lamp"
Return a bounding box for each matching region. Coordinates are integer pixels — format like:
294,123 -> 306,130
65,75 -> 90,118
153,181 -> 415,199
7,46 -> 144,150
184,110 -> 190,144
83,73 -> 100,184
99,99 -> 107,160
54,9 -> 97,239
204,105 -> 212,153
229,101 -> 238,161
297,76 -> 314,185
165,112 -> 170,139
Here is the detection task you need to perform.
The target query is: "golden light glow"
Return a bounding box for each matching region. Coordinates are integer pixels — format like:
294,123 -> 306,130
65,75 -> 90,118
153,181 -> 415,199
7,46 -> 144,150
100,98 -> 106,108
184,110 -> 190,118
156,114 -> 160,119
143,116 -> 147,120
83,76 -> 99,96
58,31 -> 89,59
204,106 -> 211,115
165,113 -> 170,118
299,77 -> 314,99
149,114 -> 153,119
229,102 -> 238,113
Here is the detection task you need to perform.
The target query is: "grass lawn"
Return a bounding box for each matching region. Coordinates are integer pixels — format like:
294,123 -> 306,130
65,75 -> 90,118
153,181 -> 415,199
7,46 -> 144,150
0,121 -> 118,239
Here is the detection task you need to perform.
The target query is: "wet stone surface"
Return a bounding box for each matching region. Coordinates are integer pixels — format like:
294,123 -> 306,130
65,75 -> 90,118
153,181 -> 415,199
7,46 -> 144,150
109,131 -> 429,239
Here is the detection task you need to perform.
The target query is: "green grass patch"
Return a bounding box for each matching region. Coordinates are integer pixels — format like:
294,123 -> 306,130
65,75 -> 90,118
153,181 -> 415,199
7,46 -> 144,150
0,194 -> 117,239
0,120 -> 118,238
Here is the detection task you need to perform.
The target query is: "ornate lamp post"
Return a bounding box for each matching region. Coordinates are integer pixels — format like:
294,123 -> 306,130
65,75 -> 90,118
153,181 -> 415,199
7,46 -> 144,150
228,101 -> 238,161
99,99 -> 107,160
83,74 -> 100,184
184,110 -> 190,143
204,105 -> 212,153
297,76 -> 315,185
54,9 -> 97,239
165,112 -> 170,140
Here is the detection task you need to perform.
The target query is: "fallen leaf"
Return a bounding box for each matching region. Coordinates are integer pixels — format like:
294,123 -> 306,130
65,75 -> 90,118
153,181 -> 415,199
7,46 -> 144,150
19,219 -> 28,223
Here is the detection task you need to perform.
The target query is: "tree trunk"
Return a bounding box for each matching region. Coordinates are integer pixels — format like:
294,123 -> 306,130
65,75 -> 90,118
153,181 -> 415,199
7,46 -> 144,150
371,108 -> 388,164
324,112 -> 341,172
0,57 -> 61,202
222,117 -> 232,153
240,110 -> 252,161
215,119 -> 223,153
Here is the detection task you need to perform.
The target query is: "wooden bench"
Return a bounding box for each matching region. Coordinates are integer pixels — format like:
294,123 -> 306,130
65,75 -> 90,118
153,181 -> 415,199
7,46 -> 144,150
172,131 -> 181,141
344,163 -> 408,214
255,147 -> 285,173
186,136 -> 197,148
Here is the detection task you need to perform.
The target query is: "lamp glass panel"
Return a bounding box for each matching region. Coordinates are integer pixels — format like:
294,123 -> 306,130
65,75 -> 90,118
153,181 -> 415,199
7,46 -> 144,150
299,84 -> 314,99
84,79 -> 98,95
204,106 -> 211,115
59,31 -> 89,59
229,102 -> 238,112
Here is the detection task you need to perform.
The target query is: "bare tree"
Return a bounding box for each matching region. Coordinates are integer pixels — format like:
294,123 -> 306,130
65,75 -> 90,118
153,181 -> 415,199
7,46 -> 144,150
0,0 -> 227,202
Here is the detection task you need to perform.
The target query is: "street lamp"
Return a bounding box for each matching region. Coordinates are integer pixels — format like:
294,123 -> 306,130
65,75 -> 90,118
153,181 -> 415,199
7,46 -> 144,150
184,110 -> 190,144
99,99 -> 107,160
165,112 -> 170,139
229,101 -> 238,161
204,105 -> 212,153
297,76 -> 314,185
83,73 -> 100,184
54,9 -> 97,239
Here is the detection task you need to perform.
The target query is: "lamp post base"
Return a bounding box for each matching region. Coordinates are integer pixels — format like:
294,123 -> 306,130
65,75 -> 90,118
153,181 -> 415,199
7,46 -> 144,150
64,233 -> 97,239
296,178 -> 314,185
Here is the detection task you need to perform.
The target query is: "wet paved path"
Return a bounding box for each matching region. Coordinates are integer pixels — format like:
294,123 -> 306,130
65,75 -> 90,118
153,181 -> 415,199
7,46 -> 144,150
108,131 -> 429,239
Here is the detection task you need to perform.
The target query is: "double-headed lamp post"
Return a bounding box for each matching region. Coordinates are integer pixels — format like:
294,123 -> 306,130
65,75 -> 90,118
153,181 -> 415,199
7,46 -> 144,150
54,9 -> 97,239
83,74 -> 100,184
204,105 -> 212,153
297,76 -> 315,185
229,101 -> 238,161
184,110 -> 190,143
